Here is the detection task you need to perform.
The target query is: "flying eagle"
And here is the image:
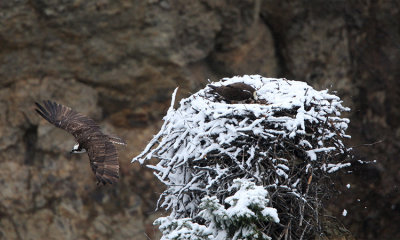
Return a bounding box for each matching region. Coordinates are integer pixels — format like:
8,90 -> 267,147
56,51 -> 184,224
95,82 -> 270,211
209,82 -> 258,101
35,100 -> 126,185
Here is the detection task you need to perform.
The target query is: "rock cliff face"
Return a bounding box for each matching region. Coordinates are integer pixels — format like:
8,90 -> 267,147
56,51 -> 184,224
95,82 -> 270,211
0,0 -> 399,239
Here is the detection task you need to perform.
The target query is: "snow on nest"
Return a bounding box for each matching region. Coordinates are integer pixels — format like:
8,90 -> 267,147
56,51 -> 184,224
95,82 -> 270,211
133,74 -> 352,237
133,75 -> 350,168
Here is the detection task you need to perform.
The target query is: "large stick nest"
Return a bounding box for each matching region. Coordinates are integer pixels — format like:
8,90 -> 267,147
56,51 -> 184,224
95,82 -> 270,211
133,75 -> 351,239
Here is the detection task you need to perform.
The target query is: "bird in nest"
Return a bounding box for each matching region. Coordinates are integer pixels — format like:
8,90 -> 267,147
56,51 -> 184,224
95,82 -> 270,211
35,100 -> 126,185
208,82 -> 258,102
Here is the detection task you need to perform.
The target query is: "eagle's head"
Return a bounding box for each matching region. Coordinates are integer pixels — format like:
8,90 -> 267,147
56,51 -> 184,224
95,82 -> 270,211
70,143 -> 86,154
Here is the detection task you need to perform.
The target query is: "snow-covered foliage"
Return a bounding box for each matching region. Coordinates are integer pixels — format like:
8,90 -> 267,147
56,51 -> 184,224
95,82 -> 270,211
199,179 -> 279,240
157,179 -> 279,240
133,75 -> 351,239
155,217 -> 211,240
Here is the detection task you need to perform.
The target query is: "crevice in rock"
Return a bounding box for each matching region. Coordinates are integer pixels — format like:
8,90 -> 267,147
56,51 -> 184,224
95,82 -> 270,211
259,13 -> 292,79
23,125 -> 38,165
0,202 -> 23,240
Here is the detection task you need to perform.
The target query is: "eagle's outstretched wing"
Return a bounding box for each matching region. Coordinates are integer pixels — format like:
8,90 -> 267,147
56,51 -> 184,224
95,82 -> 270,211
35,100 -> 101,139
35,100 -> 120,185
87,134 -> 120,185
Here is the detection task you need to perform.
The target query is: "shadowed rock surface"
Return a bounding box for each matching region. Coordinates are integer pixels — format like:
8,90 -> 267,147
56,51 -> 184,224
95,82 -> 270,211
0,0 -> 399,239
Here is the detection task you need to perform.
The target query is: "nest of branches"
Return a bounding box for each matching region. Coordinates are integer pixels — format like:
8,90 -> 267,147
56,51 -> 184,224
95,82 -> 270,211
133,75 -> 351,239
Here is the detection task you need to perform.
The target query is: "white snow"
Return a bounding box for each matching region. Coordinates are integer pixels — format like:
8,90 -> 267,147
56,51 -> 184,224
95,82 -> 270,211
325,162 -> 351,173
342,209 -> 348,216
193,179 -> 278,239
155,216 -> 212,240
225,179 -> 279,223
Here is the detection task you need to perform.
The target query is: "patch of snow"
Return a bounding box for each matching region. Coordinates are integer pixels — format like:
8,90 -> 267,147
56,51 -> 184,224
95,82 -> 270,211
225,179 -> 279,223
342,209 -> 348,216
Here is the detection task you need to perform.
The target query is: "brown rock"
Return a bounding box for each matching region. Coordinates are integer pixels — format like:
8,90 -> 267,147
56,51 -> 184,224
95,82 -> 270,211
210,21 -> 278,77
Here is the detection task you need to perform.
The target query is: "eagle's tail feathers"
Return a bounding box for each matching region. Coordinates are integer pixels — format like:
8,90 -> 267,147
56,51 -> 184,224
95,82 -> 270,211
96,175 -> 117,185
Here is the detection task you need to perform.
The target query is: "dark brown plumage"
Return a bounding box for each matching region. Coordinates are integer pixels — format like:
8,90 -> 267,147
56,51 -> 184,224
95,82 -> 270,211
35,100 -> 126,185
209,82 -> 257,101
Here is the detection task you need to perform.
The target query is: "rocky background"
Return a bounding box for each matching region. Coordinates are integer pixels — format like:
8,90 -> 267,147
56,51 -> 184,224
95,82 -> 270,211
0,0 -> 399,239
